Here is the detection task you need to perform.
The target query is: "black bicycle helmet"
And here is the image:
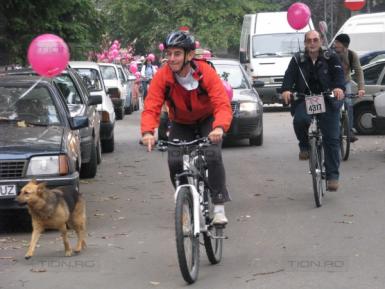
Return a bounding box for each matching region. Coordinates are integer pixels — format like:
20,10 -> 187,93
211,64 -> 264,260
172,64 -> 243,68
163,31 -> 195,51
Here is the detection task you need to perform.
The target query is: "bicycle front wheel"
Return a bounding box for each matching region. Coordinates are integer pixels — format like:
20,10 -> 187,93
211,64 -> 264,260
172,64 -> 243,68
175,187 -> 200,284
340,112 -> 351,161
309,137 -> 324,207
203,193 -> 223,264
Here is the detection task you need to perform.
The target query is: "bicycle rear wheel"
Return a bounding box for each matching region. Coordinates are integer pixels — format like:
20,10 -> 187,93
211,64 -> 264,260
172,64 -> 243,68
309,137 -> 325,207
203,192 -> 223,264
175,187 -> 199,284
340,112 -> 351,161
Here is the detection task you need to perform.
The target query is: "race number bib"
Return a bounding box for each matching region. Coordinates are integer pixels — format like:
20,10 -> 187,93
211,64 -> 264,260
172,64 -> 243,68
305,95 -> 326,115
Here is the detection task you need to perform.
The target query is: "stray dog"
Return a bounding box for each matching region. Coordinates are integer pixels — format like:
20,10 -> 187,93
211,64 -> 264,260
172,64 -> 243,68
17,180 -> 86,259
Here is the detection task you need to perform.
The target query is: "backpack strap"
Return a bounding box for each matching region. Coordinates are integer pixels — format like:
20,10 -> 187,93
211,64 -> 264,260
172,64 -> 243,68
348,49 -> 353,72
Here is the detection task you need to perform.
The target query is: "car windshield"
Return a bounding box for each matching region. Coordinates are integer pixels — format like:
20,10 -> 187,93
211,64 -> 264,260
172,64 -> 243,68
0,85 -> 61,126
74,68 -> 103,91
214,63 -> 249,89
54,75 -> 83,105
100,66 -> 118,80
252,33 -> 305,57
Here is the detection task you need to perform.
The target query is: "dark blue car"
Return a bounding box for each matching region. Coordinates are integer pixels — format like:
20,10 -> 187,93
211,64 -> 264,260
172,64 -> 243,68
0,75 -> 88,209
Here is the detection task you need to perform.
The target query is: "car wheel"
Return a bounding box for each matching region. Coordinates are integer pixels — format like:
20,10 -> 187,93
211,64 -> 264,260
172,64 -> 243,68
354,104 -> 376,135
101,132 -> 115,153
80,139 -> 98,178
116,105 -> 124,120
124,104 -> 133,115
96,138 -> 102,164
249,128 -> 263,146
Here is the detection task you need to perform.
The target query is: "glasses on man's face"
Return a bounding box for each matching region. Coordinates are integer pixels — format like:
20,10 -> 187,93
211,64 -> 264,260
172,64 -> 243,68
305,38 -> 320,44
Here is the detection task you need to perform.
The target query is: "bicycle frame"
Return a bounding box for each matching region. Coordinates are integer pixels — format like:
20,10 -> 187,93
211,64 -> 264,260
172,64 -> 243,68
161,138 -> 210,237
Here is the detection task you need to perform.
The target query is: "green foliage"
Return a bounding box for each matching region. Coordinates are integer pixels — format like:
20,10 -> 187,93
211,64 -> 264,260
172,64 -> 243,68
0,0 -> 105,65
101,0 -> 280,56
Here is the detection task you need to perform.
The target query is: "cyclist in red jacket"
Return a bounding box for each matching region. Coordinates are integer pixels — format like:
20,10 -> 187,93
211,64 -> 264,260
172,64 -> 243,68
141,30 -> 232,224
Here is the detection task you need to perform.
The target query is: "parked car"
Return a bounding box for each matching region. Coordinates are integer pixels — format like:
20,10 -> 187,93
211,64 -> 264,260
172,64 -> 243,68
351,58 -> 385,134
53,68 -> 102,178
211,58 -> 264,146
120,67 -> 139,114
98,63 -> 127,120
7,68 -> 103,178
373,90 -> 385,133
69,61 -> 116,153
359,50 -> 385,66
0,75 -> 88,210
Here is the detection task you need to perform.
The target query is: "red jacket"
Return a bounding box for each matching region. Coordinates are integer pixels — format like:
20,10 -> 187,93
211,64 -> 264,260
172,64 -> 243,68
141,60 -> 233,135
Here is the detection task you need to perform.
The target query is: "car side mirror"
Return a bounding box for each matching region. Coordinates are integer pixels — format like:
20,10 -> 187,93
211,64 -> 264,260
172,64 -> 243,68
88,94 -> 102,106
252,80 -> 264,88
70,116 -> 89,130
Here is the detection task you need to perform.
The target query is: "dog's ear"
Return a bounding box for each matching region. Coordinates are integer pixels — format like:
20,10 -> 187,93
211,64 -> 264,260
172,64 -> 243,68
37,182 -> 47,195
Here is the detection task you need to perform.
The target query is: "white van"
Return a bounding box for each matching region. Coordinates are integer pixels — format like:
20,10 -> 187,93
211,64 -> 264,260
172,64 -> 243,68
240,12 -> 314,104
331,12 -> 385,55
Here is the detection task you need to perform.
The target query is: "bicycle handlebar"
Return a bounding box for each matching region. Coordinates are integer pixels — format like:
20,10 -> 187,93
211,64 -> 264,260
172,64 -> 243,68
157,137 -> 211,150
291,92 -> 335,101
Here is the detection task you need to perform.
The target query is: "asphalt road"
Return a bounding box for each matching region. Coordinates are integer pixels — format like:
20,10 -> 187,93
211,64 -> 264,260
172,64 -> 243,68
1,111 -> 385,289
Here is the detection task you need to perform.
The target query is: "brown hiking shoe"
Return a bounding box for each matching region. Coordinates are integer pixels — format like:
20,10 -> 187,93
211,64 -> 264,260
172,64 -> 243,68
299,150 -> 309,160
327,180 -> 339,191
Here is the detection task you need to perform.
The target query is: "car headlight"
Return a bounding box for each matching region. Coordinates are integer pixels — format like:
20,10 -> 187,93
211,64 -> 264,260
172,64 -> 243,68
239,102 -> 257,112
26,155 -> 69,176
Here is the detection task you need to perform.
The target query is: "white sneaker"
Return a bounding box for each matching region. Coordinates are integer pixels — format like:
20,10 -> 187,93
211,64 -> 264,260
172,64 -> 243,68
212,212 -> 228,225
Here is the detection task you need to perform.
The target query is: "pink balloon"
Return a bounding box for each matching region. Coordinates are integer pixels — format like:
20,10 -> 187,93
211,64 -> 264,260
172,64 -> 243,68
129,63 -> 138,73
27,34 -> 69,77
147,53 -> 155,62
158,43 -> 164,51
287,2 -> 311,30
112,49 -> 119,57
222,79 -> 233,102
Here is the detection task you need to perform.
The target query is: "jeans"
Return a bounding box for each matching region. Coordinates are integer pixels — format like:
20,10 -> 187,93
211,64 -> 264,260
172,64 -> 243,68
344,97 -> 354,131
344,81 -> 354,131
167,117 -> 231,204
293,100 -> 341,181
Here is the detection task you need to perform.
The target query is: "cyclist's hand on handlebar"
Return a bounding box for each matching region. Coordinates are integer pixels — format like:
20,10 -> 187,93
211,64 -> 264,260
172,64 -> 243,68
208,127 -> 224,144
333,88 -> 344,100
281,90 -> 291,105
358,89 -> 365,98
142,133 -> 156,152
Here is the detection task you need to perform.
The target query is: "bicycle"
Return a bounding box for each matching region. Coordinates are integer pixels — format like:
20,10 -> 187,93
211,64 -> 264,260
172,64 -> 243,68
157,137 -> 225,284
292,92 -> 335,207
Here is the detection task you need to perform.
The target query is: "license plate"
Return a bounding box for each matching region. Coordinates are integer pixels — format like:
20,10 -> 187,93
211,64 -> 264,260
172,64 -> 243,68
0,185 -> 17,198
305,95 -> 326,115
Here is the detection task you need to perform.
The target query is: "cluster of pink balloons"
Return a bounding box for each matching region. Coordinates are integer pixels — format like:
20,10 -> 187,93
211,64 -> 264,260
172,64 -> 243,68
28,34 -> 70,77
96,40 -> 134,63
287,2 -> 311,30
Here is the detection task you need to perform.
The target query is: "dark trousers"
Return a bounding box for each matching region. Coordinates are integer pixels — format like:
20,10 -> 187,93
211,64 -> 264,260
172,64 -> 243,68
168,117 -> 230,204
292,100 -> 341,181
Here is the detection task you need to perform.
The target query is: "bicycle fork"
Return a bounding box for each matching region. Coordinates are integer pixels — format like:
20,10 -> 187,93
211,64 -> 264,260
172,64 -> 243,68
174,184 -> 201,237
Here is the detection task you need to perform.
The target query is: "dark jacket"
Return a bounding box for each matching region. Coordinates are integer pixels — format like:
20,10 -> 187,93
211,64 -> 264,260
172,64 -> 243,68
281,49 -> 346,95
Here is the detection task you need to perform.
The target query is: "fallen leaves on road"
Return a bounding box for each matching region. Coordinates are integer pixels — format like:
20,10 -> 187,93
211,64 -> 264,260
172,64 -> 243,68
30,268 -> 47,273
